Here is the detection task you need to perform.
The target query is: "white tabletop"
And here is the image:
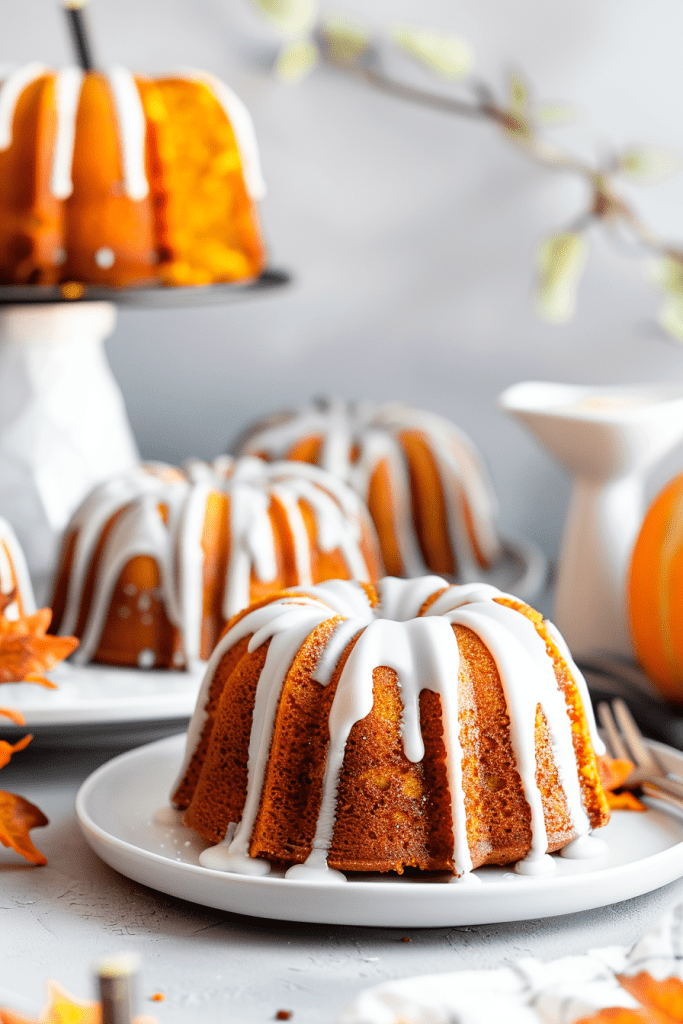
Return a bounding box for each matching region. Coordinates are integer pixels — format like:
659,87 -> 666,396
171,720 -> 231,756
2,736 -> 683,1024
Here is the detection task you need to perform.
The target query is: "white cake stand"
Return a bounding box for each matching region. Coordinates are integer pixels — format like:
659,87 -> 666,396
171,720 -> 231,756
499,381 -> 683,660
0,272 -> 289,600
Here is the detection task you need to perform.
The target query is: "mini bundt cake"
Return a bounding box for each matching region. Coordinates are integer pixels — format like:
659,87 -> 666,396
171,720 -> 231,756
50,457 -> 381,670
0,515 -> 36,620
231,398 -> 503,581
0,64 -> 265,287
173,576 -> 610,880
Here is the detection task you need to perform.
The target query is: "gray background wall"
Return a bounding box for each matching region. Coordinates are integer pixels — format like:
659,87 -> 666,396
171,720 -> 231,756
4,0 -> 683,566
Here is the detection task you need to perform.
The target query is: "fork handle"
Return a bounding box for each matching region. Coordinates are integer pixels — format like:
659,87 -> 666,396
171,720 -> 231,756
642,781 -> 683,814
641,774 -> 683,800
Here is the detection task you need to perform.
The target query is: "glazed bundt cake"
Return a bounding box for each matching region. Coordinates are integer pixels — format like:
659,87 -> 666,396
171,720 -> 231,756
173,576 -> 610,880
0,64 -> 265,287
232,398 -> 503,581
50,457 -> 381,670
0,515 -> 36,620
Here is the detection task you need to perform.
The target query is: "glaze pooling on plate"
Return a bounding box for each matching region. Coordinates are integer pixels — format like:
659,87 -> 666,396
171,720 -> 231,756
177,576 -> 607,882
75,733 -> 683,927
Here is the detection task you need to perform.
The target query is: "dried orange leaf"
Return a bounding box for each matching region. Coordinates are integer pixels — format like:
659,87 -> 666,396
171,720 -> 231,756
0,708 -> 25,726
0,606 -> 77,686
598,754 -> 635,792
0,981 -> 159,1024
0,789 -> 48,865
606,791 -> 648,812
618,971 -> 683,1021
0,734 -> 32,771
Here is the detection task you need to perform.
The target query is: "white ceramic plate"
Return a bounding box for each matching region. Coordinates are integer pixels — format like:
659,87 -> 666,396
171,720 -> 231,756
0,663 -> 204,747
76,733 -> 683,927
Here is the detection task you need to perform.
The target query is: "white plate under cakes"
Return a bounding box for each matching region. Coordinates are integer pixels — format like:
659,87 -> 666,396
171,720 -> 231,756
0,663 -> 204,747
76,733 -> 683,928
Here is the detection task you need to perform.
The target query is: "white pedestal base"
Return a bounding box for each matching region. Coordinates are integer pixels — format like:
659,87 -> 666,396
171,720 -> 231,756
0,302 -> 139,596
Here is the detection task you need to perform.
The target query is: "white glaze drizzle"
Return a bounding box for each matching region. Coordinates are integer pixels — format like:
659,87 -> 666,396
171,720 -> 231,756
235,398 -> 502,579
174,68 -> 267,201
0,63 -> 49,150
0,516 -> 36,621
1,63 -> 263,206
56,458 -> 377,668
186,576 -> 600,880
105,66 -> 149,200
51,66 -> 84,199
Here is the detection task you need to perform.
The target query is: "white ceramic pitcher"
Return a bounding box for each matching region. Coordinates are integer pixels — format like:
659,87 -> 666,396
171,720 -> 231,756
499,381 -> 683,659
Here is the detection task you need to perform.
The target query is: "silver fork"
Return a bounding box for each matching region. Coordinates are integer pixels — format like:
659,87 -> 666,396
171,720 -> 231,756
598,698 -> 683,810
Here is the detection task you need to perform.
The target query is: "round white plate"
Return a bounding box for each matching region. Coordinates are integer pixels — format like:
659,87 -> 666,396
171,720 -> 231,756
76,733 -> 683,927
0,663 -> 204,746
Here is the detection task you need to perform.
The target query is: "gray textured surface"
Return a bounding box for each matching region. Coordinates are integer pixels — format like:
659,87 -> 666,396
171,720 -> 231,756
2,741 -> 683,1023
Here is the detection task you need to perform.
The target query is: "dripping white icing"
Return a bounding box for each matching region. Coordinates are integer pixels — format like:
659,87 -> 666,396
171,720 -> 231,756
1,63 -> 264,206
0,516 -> 36,621
175,68 -> 267,201
105,66 -> 149,200
513,853 -> 556,877
56,458 -> 377,670
0,63 -> 49,151
186,576 -> 603,880
235,398 -> 502,579
51,66 -> 84,199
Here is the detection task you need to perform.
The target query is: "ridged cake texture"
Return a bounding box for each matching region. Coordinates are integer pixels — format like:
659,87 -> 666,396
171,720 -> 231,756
232,398 -> 503,582
173,575 -> 609,881
50,457 -> 381,670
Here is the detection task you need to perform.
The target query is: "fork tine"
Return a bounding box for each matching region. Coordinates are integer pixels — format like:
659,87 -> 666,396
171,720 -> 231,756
611,698 -> 663,773
598,701 -> 630,761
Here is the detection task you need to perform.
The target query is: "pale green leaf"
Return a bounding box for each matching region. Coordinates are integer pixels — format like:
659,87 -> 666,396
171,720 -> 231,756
321,17 -> 371,66
535,103 -> 576,127
276,38 -> 319,81
391,24 -> 473,80
650,255 -> 683,297
500,109 -> 531,140
509,72 -> 528,111
659,297 -> 683,341
619,147 -> 682,185
253,0 -> 318,37
536,231 -> 588,323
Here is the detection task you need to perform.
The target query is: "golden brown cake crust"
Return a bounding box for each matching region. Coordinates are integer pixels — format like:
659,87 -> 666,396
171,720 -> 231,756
174,579 -> 610,877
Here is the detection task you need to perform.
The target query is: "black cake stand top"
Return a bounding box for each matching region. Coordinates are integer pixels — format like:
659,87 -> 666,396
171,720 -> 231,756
0,268 -> 291,308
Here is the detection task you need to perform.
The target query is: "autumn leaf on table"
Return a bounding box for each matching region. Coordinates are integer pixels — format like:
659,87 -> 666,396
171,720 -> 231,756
0,981 -> 159,1024
0,605 -> 78,688
598,753 -> 648,812
0,729 -> 48,866
0,596 -> 76,868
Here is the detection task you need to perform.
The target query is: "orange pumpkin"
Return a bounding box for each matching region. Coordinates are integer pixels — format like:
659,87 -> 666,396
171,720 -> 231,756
0,64 -> 265,288
628,471 -> 683,701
